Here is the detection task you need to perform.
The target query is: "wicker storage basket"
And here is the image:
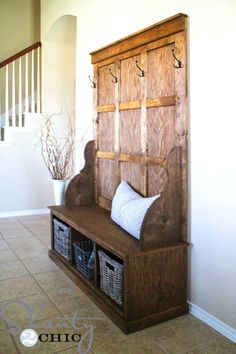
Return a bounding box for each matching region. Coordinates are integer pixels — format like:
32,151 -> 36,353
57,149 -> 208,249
53,219 -> 71,261
73,240 -> 94,279
98,250 -> 124,306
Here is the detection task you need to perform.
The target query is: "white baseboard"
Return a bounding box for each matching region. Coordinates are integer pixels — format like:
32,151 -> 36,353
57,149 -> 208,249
0,208 -> 50,218
189,302 -> 236,343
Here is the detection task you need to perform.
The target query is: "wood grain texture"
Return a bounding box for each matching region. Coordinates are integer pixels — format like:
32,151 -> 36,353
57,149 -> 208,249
119,101 -> 141,110
174,32 -> 188,242
141,146 -> 182,249
147,107 -> 175,157
148,165 -> 168,196
147,43 -> 175,98
120,110 -> 141,154
90,14 -> 187,63
98,112 -> 115,151
97,104 -> 115,113
120,55 -> 141,102
49,205 -> 140,258
120,162 -> 141,193
94,35 -> 175,69
65,141 -> 95,206
98,159 -> 117,200
146,95 -> 176,108
126,245 -> 187,320
98,64 -> 116,105
97,151 -> 115,160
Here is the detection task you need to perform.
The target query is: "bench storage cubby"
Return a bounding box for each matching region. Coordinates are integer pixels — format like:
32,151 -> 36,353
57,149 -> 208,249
49,13 -> 189,334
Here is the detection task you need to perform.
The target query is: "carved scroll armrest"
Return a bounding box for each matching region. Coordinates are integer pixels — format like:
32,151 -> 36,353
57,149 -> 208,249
140,146 -> 182,250
65,140 -> 95,206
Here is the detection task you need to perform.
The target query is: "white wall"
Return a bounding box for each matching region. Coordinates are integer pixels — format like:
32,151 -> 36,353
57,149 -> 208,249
41,0 -> 236,333
0,116 -> 54,213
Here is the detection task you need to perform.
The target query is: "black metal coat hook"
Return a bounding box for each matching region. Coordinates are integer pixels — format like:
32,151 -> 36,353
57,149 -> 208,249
109,69 -> 118,83
171,49 -> 183,69
89,76 -> 96,88
135,60 -> 145,77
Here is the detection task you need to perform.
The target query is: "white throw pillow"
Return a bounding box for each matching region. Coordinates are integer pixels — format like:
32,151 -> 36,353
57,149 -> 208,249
111,181 -> 160,239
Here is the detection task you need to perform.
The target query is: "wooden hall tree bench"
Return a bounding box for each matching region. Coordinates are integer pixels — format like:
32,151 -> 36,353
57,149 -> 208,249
49,13 -> 189,334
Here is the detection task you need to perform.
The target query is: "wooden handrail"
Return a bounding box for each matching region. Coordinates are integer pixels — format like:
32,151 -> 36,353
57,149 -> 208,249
0,42 -> 41,69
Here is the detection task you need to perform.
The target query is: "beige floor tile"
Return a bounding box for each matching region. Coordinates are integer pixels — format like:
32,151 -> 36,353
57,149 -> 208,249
0,239 -> 10,250
18,215 -> 45,222
0,330 -> 18,353
34,270 -> 76,292
0,293 -> 62,329
1,228 -> 33,239
125,331 -> 166,354
7,236 -> 42,249
54,345 -> 95,354
29,225 -> 50,236
0,275 -> 43,302
92,334 -> 131,354
21,219 -> 49,228
7,237 -> 49,260
22,255 -> 58,274
35,234 -> 51,248
47,287 -> 103,321
40,214 -> 50,221
186,337 -> 236,354
0,217 -> 19,223
0,249 -> 19,264
143,319 -> 177,341
0,221 -> 25,231
154,315 -> 221,354
0,261 -> 29,280
0,317 -> 7,331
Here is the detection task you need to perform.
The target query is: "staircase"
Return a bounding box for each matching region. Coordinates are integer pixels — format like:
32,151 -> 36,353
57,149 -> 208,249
0,42 -> 41,141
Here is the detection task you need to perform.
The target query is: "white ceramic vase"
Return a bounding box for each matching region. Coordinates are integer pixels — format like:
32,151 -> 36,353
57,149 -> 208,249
52,179 -> 66,205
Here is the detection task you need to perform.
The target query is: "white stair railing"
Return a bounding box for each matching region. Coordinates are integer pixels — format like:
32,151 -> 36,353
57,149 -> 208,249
0,42 -> 41,139
18,57 -> 22,127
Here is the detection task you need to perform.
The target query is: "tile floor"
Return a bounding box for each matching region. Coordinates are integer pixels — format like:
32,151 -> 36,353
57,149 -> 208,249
0,214 -> 235,354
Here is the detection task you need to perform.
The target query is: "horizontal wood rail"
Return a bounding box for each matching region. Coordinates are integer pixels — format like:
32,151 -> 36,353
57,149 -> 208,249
97,96 -> 176,113
0,42 -> 41,69
96,151 -> 166,167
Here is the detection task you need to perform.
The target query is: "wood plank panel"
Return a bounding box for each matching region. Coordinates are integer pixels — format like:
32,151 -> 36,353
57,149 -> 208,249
98,159 -> 117,200
120,110 -> 141,154
174,32 -> 188,242
98,112 -> 115,151
98,64 -> 116,105
120,55 -> 141,102
147,107 -> 175,156
120,162 -> 141,193
126,247 -> 187,320
148,165 -> 168,196
147,43 -> 175,98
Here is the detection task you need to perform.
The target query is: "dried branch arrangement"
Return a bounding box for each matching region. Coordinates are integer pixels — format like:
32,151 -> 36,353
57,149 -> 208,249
37,112 -> 82,180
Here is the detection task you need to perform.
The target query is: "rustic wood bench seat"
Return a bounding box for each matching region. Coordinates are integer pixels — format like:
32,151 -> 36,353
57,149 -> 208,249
50,204 -> 140,259
49,14 -> 188,333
